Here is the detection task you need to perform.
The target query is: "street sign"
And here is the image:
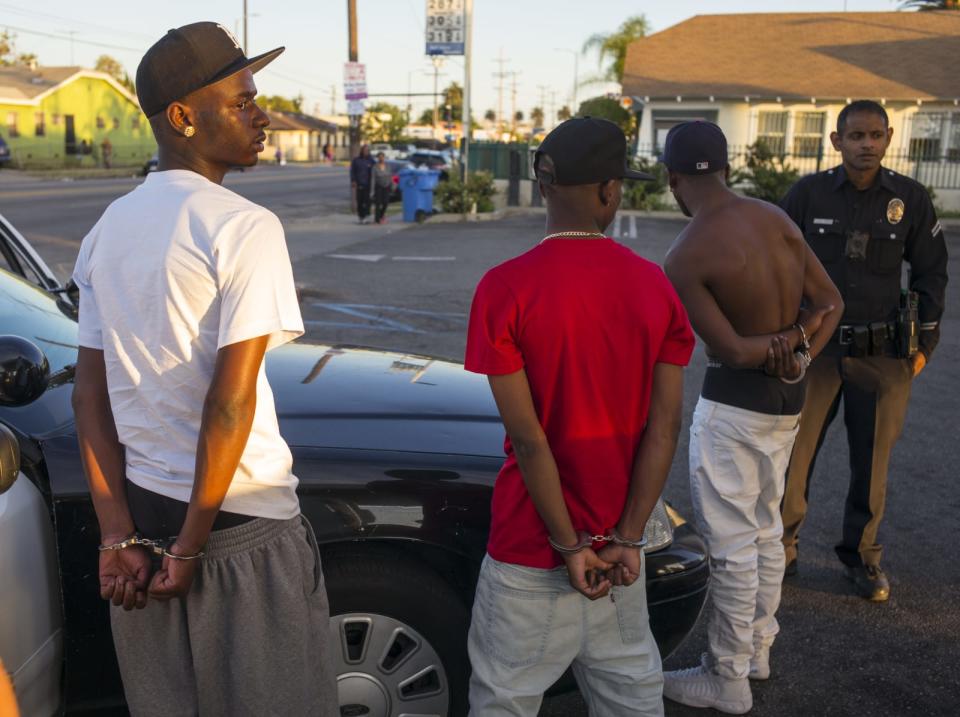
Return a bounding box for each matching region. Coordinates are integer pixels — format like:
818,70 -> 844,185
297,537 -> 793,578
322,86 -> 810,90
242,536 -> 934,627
344,62 -> 367,101
425,0 -> 465,56
347,99 -> 366,117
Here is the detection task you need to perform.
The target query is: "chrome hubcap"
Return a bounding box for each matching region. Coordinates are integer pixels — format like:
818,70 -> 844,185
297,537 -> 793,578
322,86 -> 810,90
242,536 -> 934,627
331,613 -> 449,717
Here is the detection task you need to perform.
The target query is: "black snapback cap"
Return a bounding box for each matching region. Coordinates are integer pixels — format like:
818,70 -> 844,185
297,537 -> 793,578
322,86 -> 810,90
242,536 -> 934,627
661,121 -> 728,175
534,117 -> 654,185
136,22 -> 284,117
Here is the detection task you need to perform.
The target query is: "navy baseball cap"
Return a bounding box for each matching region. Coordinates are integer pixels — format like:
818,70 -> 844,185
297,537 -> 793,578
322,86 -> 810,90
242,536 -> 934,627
136,22 -> 284,117
534,117 -> 654,185
662,121 -> 728,175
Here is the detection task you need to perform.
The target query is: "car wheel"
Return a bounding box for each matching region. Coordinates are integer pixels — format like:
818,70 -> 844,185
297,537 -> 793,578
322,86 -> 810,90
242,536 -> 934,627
324,551 -> 471,717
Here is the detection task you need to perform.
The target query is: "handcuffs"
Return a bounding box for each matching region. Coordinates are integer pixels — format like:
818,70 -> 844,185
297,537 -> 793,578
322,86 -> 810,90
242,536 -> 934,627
98,533 -> 205,561
776,322 -> 813,385
548,529 -> 647,555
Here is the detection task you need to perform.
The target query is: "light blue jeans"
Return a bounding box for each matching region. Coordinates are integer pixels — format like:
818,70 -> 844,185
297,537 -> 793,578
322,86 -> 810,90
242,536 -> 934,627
467,554 -> 664,716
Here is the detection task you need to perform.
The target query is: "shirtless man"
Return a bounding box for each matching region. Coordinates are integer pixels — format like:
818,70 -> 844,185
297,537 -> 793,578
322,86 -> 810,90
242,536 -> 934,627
659,122 -> 843,714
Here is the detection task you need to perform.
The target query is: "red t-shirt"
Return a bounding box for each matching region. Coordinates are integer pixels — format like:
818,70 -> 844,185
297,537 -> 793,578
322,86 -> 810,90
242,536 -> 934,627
465,237 -> 695,568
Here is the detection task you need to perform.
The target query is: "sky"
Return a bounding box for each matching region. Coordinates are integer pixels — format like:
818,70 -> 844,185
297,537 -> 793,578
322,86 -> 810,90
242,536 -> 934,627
4,0 -> 905,123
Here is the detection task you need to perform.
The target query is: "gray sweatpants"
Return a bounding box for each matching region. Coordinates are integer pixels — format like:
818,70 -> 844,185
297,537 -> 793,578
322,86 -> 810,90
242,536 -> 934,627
110,515 -> 338,717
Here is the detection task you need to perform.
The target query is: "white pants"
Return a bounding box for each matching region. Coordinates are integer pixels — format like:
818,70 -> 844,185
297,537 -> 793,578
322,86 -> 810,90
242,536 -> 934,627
468,554 -> 664,716
689,398 -> 800,680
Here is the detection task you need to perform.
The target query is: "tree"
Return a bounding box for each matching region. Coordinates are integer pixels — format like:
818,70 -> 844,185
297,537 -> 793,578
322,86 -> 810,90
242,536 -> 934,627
514,110 -> 524,123
95,55 -> 135,93
900,0 -> 958,8
417,82 -> 465,124
259,95 -> 303,113
362,102 -> 408,142
530,107 -> 544,127
0,31 -> 39,68
576,96 -> 633,136
730,141 -> 800,204
581,15 -> 650,84
557,105 -> 572,122
484,109 -> 496,122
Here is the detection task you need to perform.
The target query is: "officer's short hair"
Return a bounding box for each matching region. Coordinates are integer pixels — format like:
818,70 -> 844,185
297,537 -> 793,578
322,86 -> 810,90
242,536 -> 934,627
837,100 -> 888,136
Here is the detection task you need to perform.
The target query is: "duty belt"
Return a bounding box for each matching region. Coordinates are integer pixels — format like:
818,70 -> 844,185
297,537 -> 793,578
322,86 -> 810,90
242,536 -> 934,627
834,322 -> 898,357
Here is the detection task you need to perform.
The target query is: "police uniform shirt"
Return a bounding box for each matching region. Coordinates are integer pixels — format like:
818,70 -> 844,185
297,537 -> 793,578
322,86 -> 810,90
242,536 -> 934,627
780,165 -> 948,358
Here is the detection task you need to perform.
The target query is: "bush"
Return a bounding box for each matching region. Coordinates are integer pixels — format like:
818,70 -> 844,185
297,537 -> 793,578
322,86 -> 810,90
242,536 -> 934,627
731,141 -> 800,204
622,157 -> 669,210
435,170 -> 496,214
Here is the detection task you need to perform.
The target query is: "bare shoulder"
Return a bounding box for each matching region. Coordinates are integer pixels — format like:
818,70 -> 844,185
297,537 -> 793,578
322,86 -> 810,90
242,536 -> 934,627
664,221 -> 701,279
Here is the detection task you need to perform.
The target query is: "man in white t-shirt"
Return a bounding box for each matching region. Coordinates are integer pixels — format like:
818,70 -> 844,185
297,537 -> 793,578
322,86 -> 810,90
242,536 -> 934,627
71,22 -> 337,715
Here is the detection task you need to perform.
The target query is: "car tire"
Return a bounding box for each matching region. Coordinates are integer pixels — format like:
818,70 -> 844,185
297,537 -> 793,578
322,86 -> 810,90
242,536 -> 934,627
323,549 -> 471,717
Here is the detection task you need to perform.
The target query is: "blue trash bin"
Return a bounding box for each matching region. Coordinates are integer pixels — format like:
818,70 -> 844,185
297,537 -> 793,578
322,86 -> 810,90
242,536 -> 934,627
399,168 -> 441,222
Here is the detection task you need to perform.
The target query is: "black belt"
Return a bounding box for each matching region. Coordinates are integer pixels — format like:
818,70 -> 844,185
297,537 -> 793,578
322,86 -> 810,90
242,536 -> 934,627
832,322 -> 898,357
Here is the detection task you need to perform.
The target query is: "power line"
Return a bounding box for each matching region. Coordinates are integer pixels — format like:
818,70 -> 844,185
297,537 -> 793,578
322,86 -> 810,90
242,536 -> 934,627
1,23 -> 143,55
0,4 -> 155,42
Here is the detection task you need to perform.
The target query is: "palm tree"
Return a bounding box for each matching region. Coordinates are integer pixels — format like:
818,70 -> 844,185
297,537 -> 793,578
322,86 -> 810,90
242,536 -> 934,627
900,0 -> 959,8
581,15 -> 651,85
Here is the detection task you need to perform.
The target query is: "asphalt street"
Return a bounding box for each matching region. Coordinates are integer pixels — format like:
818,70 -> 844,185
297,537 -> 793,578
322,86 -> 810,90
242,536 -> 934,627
1,168 -> 957,716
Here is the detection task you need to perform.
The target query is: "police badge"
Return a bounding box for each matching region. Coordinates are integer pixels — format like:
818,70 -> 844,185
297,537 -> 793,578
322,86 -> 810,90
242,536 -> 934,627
887,198 -> 905,225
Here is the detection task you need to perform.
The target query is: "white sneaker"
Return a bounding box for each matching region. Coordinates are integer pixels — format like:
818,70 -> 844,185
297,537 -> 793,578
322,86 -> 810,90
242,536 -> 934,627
663,655 -> 753,714
749,643 -> 770,681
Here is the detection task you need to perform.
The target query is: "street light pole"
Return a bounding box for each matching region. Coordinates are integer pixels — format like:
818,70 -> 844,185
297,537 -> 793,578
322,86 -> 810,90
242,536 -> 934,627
554,48 -> 579,113
431,56 -> 444,140
243,0 -> 249,54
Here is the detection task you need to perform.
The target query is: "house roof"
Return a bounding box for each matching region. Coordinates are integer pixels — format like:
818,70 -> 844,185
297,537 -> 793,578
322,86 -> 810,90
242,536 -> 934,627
266,110 -> 338,132
0,65 -> 140,106
622,11 -> 960,102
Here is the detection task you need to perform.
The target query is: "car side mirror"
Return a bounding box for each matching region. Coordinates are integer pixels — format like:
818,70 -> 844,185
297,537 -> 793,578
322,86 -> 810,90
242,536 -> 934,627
0,335 -> 50,406
0,423 -> 20,495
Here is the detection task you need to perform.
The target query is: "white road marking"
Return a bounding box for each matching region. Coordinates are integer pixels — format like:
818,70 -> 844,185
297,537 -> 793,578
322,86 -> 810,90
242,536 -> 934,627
629,214 -> 638,239
391,256 -> 457,261
612,213 -> 623,238
326,254 -> 385,262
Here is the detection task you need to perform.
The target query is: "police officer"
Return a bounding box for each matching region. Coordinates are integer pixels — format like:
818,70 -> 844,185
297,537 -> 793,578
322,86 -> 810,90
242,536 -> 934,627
779,100 -> 947,602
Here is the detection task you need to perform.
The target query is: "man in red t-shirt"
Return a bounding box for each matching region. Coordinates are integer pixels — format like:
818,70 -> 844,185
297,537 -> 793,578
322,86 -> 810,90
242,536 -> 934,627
464,118 -> 695,716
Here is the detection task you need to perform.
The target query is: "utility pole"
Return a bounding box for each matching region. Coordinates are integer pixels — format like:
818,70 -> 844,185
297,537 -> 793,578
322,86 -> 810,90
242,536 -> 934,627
347,0 -> 359,158
510,71 -> 520,135
431,56 -> 445,140
330,84 -> 337,115
537,84 -> 549,126
243,0 -> 249,54
462,0 -> 473,182
492,48 -> 510,136
548,90 -> 558,129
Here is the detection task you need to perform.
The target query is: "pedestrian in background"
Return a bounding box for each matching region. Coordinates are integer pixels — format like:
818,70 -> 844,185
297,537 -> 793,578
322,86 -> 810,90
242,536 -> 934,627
464,118 -> 695,716
71,22 -> 337,715
660,121 -> 842,714
779,100 -> 948,601
373,151 -> 392,224
350,143 -> 374,224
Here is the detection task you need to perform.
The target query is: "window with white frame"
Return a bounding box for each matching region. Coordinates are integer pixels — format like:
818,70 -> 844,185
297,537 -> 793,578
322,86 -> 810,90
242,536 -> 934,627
757,111 -> 787,155
908,113 -> 944,160
793,112 -> 825,158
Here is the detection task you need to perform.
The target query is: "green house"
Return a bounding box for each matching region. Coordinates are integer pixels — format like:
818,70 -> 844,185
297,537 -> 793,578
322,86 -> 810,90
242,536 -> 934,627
0,65 -> 156,169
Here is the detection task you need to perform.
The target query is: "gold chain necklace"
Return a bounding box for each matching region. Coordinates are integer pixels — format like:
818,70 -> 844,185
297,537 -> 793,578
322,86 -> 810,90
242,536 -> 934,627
540,231 -> 606,244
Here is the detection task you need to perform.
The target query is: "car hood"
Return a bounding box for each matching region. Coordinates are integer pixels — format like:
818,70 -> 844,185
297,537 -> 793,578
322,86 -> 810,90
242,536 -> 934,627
266,342 -> 506,457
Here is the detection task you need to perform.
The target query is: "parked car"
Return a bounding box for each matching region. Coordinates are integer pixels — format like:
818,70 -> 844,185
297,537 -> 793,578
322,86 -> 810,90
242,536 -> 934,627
385,158 -> 414,202
0,135 -> 11,167
407,150 -> 451,180
0,212 -> 709,717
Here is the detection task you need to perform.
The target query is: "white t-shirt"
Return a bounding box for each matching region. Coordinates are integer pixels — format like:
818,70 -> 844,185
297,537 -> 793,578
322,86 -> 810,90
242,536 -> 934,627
73,169 -> 304,520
